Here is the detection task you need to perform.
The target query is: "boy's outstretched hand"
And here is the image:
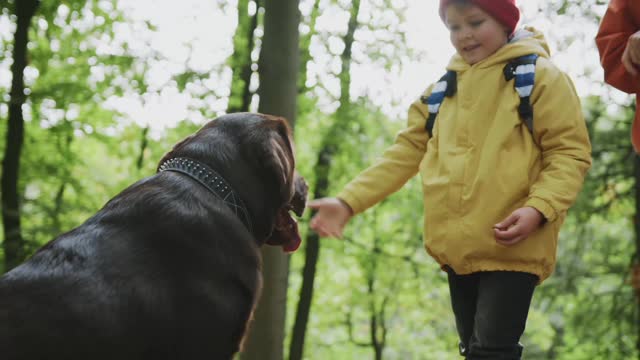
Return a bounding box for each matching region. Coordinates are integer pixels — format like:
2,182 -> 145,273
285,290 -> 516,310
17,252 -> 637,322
493,207 -> 545,246
308,197 -> 353,239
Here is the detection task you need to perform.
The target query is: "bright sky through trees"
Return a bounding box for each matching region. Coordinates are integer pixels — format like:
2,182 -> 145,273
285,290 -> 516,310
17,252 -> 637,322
103,0 -> 622,137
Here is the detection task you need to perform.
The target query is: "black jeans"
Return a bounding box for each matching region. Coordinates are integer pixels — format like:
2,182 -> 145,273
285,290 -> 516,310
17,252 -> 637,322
446,268 -> 538,360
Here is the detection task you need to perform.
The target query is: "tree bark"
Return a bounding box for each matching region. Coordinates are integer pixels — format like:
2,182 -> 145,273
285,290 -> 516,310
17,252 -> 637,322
2,0 -> 39,272
288,2 -> 360,359
239,0 -> 299,358
288,209 -> 320,360
368,240 -> 387,360
634,154 -> 640,359
136,126 -> 149,170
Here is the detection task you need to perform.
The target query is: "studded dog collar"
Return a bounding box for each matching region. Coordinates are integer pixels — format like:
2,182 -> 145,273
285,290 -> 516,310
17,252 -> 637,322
158,157 -> 253,233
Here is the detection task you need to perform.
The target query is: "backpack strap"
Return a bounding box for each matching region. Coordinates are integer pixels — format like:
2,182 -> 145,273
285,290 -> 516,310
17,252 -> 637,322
503,54 -> 539,133
420,70 -> 457,137
419,54 -> 538,139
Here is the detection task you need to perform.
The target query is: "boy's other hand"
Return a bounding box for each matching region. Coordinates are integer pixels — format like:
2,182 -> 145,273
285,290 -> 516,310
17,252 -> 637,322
493,207 -> 545,246
308,197 -> 353,239
622,30 -> 640,76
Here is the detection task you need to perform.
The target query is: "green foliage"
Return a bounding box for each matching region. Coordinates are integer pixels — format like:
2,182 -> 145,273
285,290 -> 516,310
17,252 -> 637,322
1,0 -> 638,358
0,0 -> 9,12
9,0 -> 139,251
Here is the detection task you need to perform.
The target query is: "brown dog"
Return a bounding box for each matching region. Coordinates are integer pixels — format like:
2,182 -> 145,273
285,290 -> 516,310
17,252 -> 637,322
0,113 -> 307,360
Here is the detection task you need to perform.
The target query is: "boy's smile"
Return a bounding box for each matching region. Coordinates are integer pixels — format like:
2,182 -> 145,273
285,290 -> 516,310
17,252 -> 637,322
445,3 -> 509,65
462,44 -> 481,52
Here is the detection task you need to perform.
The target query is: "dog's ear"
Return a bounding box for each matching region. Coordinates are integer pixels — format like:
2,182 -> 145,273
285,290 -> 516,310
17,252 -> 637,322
258,115 -> 295,200
156,134 -> 196,171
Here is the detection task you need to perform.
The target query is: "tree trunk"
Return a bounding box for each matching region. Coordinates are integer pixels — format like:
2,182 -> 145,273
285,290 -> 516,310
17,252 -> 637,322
288,2 -> 360,359
368,240 -> 387,360
337,0 -> 359,108
51,129 -> 72,234
136,126 -> 149,170
634,154 -> 640,359
227,0 -> 260,113
2,0 -> 39,272
297,0 -> 320,94
288,213 -> 320,360
239,0 -> 299,358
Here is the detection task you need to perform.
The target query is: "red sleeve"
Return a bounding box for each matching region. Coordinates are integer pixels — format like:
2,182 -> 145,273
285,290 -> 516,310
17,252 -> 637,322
596,0 -> 640,94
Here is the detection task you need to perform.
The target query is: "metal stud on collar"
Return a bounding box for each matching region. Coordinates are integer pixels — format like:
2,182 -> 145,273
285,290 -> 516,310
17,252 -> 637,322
158,157 -> 253,233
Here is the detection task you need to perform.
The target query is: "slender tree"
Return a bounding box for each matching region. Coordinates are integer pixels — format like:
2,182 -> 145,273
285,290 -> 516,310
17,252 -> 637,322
297,0 -> 321,94
9,0 -> 141,260
365,240 -> 389,360
289,1 -> 360,359
634,155 -> 640,358
2,0 -> 40,272
49,122 -> 73,235
343,239 -> 391,360
227,0 -> 261,113
136,126 -> 150,171
239,0 -> 300,358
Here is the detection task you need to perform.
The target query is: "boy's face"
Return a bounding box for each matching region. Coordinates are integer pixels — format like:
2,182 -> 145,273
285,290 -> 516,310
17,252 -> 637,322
445,3 -> 510,65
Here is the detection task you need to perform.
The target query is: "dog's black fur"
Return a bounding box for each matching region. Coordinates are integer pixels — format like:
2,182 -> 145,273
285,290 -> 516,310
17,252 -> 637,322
0,113 -> 307,360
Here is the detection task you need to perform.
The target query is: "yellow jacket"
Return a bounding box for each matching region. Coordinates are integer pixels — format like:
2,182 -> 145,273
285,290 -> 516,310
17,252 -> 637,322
337,29 -> 592,282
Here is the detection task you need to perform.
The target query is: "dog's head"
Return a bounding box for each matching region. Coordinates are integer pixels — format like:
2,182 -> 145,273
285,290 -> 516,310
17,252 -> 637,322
158,113 -> 307,252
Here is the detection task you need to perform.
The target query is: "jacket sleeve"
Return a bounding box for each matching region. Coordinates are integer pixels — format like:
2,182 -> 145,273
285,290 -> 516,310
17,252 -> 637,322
595,0 -> 640,94
336,92 -> 431,214
524,61 -> 592,222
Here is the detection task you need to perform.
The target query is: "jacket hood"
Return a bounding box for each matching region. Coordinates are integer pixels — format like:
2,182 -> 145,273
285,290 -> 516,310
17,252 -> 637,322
447,27 -> 551,72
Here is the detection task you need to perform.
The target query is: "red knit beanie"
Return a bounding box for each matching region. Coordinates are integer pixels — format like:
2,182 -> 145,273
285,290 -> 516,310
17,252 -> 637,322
439,0 -> 520,35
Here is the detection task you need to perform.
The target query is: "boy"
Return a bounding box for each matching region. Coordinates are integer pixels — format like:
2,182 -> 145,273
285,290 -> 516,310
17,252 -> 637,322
309,0 -> 592,358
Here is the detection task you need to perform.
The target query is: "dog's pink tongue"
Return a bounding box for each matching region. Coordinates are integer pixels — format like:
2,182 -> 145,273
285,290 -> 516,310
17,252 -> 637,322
265,210 -> 302,252
282,216 -> 301,253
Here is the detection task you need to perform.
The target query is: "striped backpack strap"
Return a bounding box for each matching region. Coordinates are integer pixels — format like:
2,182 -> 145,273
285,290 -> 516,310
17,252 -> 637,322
420,70 -> 457,137
503,54 -> 539,133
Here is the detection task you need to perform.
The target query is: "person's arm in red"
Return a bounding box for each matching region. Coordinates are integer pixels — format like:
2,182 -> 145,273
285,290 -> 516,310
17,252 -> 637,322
596,0 -> 640,94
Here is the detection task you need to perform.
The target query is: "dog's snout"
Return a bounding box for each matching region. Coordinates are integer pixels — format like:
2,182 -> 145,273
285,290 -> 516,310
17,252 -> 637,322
290,174 -> 308,217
